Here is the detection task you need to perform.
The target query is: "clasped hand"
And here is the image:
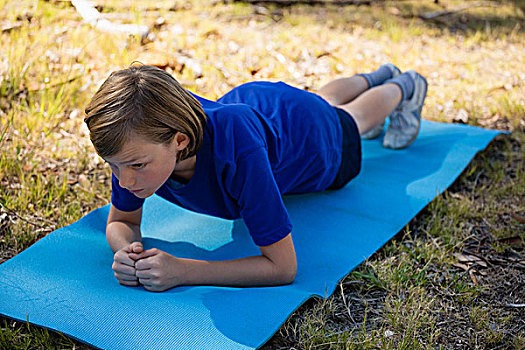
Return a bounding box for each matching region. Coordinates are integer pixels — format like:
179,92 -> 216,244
112,242 -> 185,292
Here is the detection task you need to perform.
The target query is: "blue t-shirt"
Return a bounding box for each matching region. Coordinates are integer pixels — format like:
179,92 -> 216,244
111,81 -> 342,246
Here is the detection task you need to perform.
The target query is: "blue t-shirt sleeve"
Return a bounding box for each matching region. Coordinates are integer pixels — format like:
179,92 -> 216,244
110,173 -> 145,212
226,147 -> 293,247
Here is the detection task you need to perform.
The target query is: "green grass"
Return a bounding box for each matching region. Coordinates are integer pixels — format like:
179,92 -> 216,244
1,0 -> 524,348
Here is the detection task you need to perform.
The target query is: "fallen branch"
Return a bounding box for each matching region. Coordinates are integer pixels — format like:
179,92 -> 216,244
1,22 -> 23,33
419,2 -> 492,20
0,202 -> 56,229
233,0 -> 372,6
49,0 -> 185,12
71,0 -> 149,39
27,75 -> 83,92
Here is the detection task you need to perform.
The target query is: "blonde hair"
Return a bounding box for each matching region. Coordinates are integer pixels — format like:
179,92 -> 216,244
84,65 -> 206,161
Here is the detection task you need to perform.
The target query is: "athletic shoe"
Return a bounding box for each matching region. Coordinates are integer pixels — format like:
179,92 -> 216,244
361,63 -> 402,140
382,70 -> 428,149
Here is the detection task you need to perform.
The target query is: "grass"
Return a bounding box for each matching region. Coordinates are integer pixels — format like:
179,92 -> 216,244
0,0 -> 524,348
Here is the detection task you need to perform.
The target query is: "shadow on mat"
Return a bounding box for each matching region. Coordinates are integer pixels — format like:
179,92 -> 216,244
142,220 -> 259,261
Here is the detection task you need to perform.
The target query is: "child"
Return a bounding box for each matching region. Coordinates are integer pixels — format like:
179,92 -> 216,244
84,64 -> 427,292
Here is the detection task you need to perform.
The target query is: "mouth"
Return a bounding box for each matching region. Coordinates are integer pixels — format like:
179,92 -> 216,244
130,189 -> 144,194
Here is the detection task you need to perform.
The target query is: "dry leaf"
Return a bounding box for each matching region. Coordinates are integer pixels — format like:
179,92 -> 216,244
78,174 -> 89,187
498,235 -> 523,246
452,262 -> 469,271
454,253 -> 488,270
388,7 -> 400,15
510,212 -> 525,224
453,108 -> 469,123
135,52 -> 173,70
468,270 -> 479,285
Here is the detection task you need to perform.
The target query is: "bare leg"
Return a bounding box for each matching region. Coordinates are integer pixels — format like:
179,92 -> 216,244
318,75 -> 369,106
340,83 -> 402,135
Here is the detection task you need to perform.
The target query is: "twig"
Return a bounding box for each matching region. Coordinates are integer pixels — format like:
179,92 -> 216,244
1,22 -> 23,33
419,2 -> 492,20
51,0 -> 184,12
505,303 -> 525,308
26,75 -> 83,92
471,169 -> 484,191
0,202 -> 56,228
339,282 -> 357,326
70,0 -> 149,39
233,0 -> 372,6
342,280 -> 366,286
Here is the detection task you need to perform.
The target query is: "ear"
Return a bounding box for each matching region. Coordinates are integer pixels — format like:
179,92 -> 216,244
172,132 -> 190,151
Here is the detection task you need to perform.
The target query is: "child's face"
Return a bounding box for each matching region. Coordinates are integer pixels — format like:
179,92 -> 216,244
103,132 -> 188,198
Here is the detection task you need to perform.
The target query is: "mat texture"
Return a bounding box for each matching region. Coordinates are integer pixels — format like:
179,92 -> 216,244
0,121 -> 501,349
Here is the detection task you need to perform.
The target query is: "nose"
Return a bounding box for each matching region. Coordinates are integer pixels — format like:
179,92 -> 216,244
118,168 -> 136,189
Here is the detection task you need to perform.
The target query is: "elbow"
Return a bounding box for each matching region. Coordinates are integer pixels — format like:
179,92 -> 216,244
284,266 -> 297,284
277,261 -> 297,285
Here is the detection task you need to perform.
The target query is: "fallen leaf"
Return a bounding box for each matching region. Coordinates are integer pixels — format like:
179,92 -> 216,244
153,17 -> 166,29
384,330 -> 395,337
453,108 -> 469,123
510,212 -> 525,224
452,262 -> 469,271
497,236 -> 523,246
135,51 -> 173,70
455,253 -> 486,266
78,174 -> 89,187
388,7 -> 400,15
468,269 -> 479,285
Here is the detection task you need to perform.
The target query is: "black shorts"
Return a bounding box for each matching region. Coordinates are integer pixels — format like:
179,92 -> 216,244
327,107 -> 362,190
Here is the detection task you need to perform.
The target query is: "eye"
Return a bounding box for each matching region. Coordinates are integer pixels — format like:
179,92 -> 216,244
131,163 -> 146,169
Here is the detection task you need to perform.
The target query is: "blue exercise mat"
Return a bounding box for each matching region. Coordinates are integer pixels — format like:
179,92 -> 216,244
0,121 -> 501,349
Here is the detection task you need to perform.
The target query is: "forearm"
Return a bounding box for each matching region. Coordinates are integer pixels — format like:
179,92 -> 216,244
134,233 -> 296,291
106,221 -> 142,253
180,254 -> 295,287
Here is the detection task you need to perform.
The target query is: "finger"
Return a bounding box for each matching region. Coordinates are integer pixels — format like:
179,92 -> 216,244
136,269 -> 153,279
128,252 -> 141,261
130,241 -> 143,254
131,248 -> 159,262
142,283 -> 163,292
135,257 -> 158,271
139,280 -> 152,288
114,269 -> 138,280
115,271 -> 138,283
118,280 -> 140,287
114,263 -> 136,275
137,277 -> 151,285
115,272 -> 138,282
115,251 -> 136,267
